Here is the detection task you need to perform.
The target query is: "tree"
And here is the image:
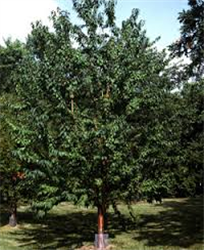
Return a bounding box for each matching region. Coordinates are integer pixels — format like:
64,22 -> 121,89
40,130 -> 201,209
169,0 -> 204,79
11,0 -> 173,242
0,97 -> 25,227
176,80 -> 204,196
169,0 -> 204,197
0,40 -> 28,226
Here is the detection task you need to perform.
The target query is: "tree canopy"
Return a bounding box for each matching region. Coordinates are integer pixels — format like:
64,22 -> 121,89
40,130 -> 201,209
9,0 -> 172,219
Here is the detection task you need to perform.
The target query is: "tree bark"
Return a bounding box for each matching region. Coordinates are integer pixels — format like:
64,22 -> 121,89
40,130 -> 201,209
97,204 -> 105,249
98,204 -> 104,234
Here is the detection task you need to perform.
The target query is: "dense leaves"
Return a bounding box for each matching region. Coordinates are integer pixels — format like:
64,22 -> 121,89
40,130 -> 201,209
8,1 -> 172,215
0,41 -> 29,225
169,0 -> 204,196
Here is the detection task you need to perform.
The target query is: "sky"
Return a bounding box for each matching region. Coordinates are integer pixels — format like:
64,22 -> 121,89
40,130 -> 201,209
0,0 -> 189,50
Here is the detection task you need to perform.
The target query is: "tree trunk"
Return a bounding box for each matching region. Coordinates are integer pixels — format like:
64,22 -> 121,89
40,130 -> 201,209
9,202 -> 17,227
97,204 -> 105,249
98,204 -> 104,234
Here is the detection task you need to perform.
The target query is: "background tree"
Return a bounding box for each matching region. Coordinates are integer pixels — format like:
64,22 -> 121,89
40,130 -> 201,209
136,90 -> 184,201
176,81 -> 203,196
169,0 -> 204,197
0,39 -> 26,92
0,40 -> 28,226
169,0 -> 204,79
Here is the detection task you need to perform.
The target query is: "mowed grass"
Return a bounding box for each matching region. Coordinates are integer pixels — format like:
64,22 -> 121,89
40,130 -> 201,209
0,197 -> 203,250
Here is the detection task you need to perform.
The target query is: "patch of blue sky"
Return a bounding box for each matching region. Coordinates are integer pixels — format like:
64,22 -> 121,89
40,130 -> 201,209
56,0 -> 188,50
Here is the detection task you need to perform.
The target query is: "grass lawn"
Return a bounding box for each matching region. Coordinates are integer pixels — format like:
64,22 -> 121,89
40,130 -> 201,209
0,197 -> 203,250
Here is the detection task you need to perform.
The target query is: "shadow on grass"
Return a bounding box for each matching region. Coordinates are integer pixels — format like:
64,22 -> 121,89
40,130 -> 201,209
15,211 -> 97,249
134,196 -> 204,249
0,208 -> 10,227
2,206 -> 134,250
0,197 -> 203,249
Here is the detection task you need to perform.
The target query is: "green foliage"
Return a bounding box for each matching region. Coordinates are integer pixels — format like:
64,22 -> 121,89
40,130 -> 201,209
0,93 -> 27,210
175,80 -> 204,196
0,39 -> 27,93
9,1 -> 173,214
169,0 -> 204,197
169,0 -> 204,79
0,40 -> 30,214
